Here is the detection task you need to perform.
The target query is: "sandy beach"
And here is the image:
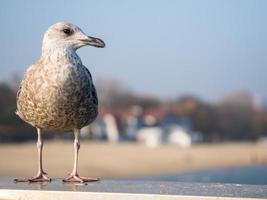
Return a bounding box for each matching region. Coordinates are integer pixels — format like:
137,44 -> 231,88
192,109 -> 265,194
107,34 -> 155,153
0,141 -> 266,178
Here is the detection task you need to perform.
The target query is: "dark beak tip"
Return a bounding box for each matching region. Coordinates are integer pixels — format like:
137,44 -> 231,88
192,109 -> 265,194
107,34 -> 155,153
82,36 -> 106,48
97,39 -> 106,48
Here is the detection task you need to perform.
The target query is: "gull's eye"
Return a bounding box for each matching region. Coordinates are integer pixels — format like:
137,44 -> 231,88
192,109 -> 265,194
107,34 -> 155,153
62,28 -> 72,35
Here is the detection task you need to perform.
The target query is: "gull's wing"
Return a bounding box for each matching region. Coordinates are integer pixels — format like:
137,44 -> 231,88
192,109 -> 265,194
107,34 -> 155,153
82,65 -> 98,106
16,85 -> 22,102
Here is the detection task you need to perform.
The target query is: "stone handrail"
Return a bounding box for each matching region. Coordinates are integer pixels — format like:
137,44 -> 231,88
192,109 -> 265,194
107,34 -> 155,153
0,177 -> 266,200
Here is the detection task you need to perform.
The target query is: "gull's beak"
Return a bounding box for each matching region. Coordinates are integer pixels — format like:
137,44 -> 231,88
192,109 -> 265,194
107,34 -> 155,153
79,36 -> 105,48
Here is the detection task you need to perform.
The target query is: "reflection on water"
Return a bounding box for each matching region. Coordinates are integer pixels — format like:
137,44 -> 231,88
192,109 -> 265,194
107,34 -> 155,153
36,182 -> 49,190
14,180 -> 50,190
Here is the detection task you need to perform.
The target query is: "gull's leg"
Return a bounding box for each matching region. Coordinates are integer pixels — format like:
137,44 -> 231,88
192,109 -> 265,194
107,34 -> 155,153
63,128 -> 99,183
14,128 -> 51,183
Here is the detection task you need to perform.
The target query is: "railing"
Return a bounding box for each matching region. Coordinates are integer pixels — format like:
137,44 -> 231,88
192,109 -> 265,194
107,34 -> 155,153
0,177 -> 267,200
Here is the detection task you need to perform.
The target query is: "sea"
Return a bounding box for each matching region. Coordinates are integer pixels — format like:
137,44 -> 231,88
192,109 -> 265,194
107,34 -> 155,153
146,165 -> 267,185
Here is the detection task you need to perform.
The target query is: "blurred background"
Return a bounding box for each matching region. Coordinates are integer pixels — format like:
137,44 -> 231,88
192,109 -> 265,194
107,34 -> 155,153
0,0 -> 267,185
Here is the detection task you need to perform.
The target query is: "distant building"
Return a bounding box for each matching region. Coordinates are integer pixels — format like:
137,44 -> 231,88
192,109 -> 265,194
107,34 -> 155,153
167,125 -> 192,147
137,127 -> 162,148
81,103 -> 202,146
103,113 -> 119,143
124,105 -> 144,140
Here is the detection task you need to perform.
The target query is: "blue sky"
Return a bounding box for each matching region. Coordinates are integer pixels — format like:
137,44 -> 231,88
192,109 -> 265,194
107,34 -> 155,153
0,0 -> 266,102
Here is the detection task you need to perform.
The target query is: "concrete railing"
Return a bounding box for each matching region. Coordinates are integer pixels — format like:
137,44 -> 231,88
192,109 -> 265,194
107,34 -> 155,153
0,177 -> 267,200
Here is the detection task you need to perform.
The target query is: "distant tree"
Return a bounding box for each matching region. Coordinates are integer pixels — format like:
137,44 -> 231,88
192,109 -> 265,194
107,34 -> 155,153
172,96 -> 219,141
193,105 -> 219,141
216,91 -> 255,140
252,109 -> 267,139
136,96 -> 161,110
0,83 -> 17,125
0,82 -> 36,142
172,96 -> 200,117
96,79 -> 137,109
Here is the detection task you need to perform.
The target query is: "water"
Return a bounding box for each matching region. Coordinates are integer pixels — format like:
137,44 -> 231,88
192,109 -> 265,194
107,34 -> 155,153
148,165 -> 267,185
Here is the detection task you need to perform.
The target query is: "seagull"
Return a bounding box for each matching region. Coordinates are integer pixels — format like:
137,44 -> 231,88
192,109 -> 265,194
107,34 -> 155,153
15,22 -> 105,183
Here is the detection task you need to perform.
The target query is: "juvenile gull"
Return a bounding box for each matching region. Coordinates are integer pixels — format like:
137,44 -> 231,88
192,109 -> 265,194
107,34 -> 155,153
15,22 -> 105,183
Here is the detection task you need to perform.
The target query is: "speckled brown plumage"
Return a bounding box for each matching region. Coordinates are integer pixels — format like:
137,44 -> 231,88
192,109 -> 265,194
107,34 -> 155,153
17,55 -> 98,131
14,22 -> 105,183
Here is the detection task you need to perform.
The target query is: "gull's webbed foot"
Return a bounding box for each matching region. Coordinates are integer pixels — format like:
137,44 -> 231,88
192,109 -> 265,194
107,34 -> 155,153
14,172 -> 51,183
63,173 -> 99,184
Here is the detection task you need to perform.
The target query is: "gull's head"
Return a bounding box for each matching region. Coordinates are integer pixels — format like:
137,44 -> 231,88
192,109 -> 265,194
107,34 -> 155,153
42,22 -> 105,51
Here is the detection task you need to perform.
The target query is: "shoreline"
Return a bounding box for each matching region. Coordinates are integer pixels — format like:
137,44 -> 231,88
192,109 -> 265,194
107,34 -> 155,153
0,141 -> 266,178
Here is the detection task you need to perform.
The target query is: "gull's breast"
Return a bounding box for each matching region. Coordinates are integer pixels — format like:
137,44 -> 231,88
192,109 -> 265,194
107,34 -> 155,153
17,63 -> 98,131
